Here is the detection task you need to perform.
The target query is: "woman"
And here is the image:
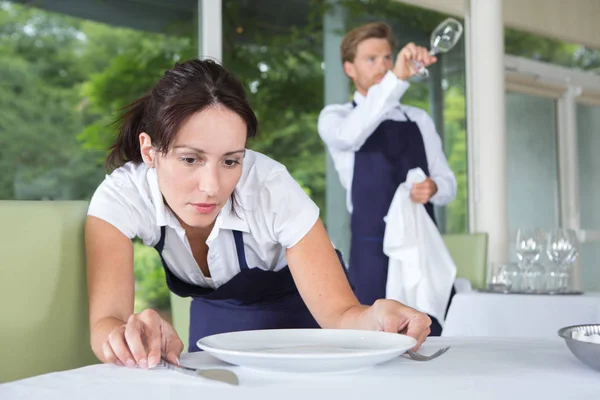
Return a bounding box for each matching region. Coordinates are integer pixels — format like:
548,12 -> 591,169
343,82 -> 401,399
86,59 -> 431,370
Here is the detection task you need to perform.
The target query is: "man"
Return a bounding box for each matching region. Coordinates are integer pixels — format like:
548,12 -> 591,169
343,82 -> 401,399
318,22 -> 457,335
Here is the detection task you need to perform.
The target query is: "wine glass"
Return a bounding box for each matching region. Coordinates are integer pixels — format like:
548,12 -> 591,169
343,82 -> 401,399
500,263 -> 522,292
547,228 -> 579,292
562,240 -> 579,291
516,228 -> 544,264
515,228 -> 545,292
410,18 -> 463,78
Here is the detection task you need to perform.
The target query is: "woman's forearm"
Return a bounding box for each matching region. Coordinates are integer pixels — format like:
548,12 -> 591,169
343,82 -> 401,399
332,304 -> 372,330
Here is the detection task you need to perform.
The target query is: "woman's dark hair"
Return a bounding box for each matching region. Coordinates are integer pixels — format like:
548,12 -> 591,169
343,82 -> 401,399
106,58 -> 258,170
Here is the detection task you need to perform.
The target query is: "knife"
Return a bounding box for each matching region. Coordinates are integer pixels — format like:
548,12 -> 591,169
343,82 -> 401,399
159,359 -> 239,386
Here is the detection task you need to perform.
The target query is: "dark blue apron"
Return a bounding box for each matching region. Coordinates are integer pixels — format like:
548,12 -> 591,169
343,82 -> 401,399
154,226 -> 346,351
347,103 -> 452,336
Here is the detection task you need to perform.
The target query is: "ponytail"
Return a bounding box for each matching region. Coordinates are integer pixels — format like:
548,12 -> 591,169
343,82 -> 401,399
105,94 -> 151,171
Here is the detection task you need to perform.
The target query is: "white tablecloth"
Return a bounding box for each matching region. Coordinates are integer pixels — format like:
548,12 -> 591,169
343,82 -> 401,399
2,337 -> 599,400
443,291 -> 600,337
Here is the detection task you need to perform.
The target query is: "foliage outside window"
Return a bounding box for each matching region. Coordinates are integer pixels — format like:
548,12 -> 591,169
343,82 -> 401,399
1,0 -> 475,313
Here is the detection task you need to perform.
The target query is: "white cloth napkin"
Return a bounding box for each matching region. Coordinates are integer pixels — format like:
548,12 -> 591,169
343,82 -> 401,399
383,168 -> 457,325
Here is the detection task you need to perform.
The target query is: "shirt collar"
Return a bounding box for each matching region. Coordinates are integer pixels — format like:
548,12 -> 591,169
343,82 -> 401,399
146,166 -> 173,228
352,89 -> 405,112
215,198 -> 250,233
353,90 -> 367,106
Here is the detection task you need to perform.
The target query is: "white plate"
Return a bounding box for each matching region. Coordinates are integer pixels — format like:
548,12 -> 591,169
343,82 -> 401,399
197,329 -> 417,373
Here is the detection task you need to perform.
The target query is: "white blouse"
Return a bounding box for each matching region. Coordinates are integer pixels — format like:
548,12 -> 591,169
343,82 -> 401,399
87,150 -> 320,289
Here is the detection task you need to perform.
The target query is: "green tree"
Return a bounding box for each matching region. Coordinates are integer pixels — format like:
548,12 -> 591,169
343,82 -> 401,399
222,0 -> 326,202
0,2 -> 104,200
505,28 -> 600,71
133,242 -> 170,312
78,30 -> 194,156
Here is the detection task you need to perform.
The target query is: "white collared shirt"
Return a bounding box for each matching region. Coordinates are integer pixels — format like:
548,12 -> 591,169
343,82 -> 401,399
87,150 -> 319,289
317,70 -> 457,213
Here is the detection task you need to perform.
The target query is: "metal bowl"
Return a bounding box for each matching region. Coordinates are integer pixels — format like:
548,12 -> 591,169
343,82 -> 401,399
558,324 -> 600,372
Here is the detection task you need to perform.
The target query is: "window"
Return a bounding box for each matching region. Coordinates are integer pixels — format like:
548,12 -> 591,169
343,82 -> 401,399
1,0 -> 196,317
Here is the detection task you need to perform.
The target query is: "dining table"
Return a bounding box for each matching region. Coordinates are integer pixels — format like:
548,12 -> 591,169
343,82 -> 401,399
443,291 -> 600,337
1,336 -> 599,400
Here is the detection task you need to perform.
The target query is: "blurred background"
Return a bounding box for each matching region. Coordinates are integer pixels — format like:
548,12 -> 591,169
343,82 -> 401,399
2,0 -> 600,319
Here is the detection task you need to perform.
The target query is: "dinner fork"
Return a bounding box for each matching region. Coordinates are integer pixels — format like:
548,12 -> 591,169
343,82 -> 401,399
404,346 -> 450,361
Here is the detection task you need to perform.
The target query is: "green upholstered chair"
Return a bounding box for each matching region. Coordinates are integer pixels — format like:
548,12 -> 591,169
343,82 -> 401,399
0,200 -> 98,382
442,232 -> 489,290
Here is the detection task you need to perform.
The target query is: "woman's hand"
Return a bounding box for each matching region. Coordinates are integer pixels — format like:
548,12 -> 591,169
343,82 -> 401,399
101,308 -> 183,369
362,299 -> 432,350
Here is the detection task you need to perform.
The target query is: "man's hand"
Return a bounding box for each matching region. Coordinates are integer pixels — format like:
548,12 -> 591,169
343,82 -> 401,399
393,42 -> 437,81
410,177 -> 437,204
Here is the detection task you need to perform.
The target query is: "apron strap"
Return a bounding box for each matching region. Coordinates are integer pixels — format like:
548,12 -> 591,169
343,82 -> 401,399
155,225 -> 167,253
153,225 -> 213,298
232,230 -> 249,270
156,226 -> 249,272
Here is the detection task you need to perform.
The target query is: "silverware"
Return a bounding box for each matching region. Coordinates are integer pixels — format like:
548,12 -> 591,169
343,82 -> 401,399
159,359 -> 239,385
404,346 -> 450,361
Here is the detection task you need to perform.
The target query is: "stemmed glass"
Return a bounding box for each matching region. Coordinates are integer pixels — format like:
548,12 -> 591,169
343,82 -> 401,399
410,18 -> 463,78
546,228 -> 579,292
515,228 -> 545,292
